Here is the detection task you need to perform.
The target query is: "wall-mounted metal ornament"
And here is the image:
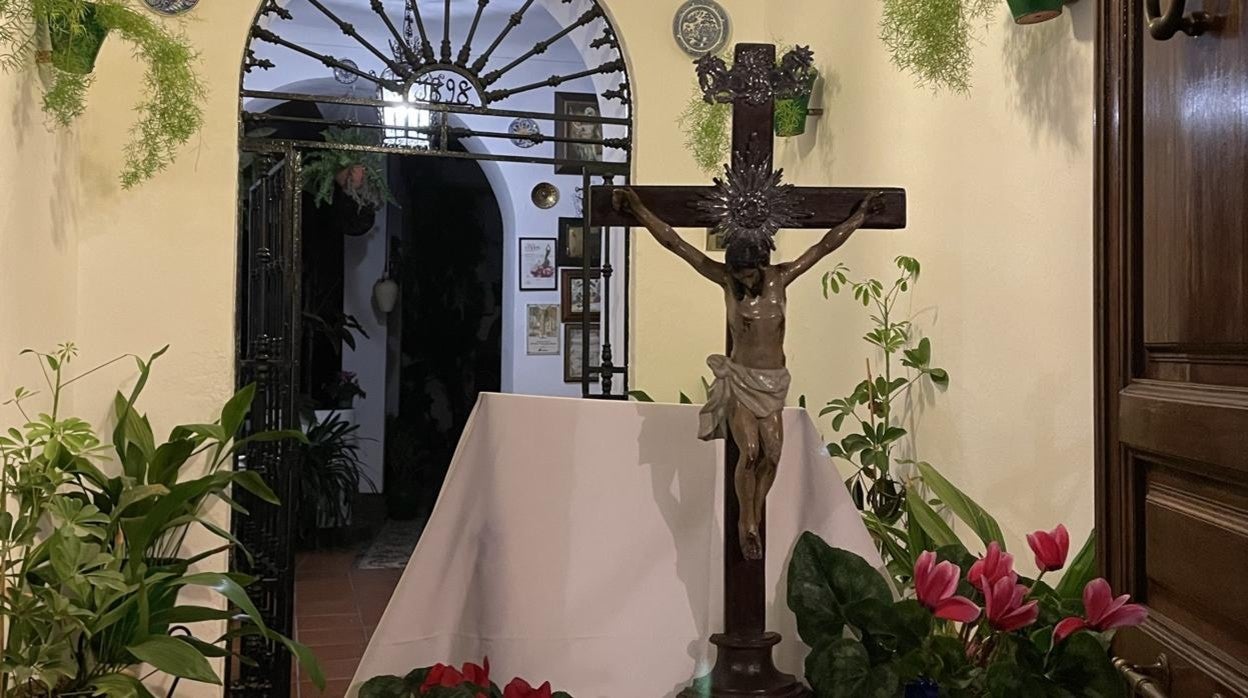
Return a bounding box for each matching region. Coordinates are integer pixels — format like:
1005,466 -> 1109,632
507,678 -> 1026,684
142,0 -> 198,15
696,137 -> 811,251
333,59 -> 360,84
509,118 -> 542,148
673,0 -> 731,57
531,182 -> 560,210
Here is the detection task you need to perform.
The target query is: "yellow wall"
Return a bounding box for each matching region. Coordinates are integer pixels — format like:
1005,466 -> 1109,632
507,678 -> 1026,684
0,0 -> 1095,692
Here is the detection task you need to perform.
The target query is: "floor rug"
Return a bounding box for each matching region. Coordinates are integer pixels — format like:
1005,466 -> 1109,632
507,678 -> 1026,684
356,518 -> 426,570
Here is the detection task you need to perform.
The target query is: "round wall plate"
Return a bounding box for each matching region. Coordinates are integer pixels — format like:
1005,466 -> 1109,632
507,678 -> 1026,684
531,182 -> 560,210
673,0 -> 731,57
509,117 -> 541,148
142,0 -> 199,16
334,59 -> 360,84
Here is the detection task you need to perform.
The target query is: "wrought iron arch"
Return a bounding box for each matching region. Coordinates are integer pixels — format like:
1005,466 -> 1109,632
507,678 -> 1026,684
231,2 -> 634,695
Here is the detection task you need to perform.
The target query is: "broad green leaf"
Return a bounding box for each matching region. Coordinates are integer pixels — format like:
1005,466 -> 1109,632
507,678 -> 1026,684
153,605 -> 238,625
127,635 -> 221,684
805,637 -> 900,698
228,470 -> 281,505
905,486 -> 959,548
117,484 -> 170,515
679,392 -> 692,404
177,572 -> 269,634
913,461 -> 1004,551
1055,530 -> 1097,601
787,531 -> 891,648
628,390 -> 654,402
148,439 -> 196,486
360,675 -> 412,698
92,673 -> 158,698
1047,631 -> 1125,698
221,383 -> 256,438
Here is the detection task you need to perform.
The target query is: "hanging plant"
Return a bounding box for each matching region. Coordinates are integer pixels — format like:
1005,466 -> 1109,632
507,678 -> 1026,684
302,127 -> 397,212
879,0 -> 996,94
678,45 -> 819,175
0,0 -> 205,187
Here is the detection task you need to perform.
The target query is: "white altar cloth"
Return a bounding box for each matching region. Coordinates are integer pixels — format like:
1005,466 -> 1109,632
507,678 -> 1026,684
350,393 -> 880,697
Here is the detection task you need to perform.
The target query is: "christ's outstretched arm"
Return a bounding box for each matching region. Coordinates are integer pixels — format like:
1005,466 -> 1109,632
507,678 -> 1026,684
779,192 -> 885,286
614,188 -> 726,284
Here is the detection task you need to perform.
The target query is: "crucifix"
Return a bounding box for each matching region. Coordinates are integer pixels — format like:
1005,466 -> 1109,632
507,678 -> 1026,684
590,43 -> 907,696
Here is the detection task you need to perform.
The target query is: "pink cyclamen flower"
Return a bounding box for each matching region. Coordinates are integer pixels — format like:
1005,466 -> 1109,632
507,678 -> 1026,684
983,573 -> 1040,632
1026,524 -> 1071,573
1053,578 -> 1148,643
914,551 -> 981,623
968,542 -> 1015,593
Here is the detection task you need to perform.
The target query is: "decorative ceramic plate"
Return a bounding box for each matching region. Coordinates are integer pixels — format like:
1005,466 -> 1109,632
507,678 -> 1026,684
509,117 -> 542,148
334,59 -> 360,84
531,182 -> 560,210
142,0 -> 199,16
673,0 -> 730,57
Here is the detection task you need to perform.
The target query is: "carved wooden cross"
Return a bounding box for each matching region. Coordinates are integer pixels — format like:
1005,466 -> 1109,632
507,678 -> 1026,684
590,43 -> 906,696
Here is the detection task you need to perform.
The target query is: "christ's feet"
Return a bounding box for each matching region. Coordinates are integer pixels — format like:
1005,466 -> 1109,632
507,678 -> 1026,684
742,528 -> 763,560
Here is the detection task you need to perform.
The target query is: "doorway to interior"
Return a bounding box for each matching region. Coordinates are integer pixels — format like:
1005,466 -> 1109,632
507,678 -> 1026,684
231,1 -> 635,695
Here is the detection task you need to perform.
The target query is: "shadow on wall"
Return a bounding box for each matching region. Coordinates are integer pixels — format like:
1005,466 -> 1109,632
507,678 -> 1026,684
776,68 -> 843,175
1001,1 -> 1095,154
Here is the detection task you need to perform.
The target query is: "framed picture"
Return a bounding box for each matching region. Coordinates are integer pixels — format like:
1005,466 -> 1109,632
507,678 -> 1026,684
564,324 -> 601,383
560,269 -> 602,322
519,238 -> 557,291
526,304 -> 560,355
557,217 -> 603,268
706,228 -> 727,251
554,92 -> 603,174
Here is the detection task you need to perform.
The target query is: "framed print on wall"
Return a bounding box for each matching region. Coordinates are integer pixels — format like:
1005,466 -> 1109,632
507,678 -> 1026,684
526,304 -> 560,355
564,324 -> 601,383
554,92 -> 603,174
560,269 -> 602,322
557,217 -> 603,268
519,238 -> 557,291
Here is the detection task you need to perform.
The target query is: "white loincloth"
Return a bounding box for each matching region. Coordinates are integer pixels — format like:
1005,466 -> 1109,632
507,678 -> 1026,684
698,354 -> 792,441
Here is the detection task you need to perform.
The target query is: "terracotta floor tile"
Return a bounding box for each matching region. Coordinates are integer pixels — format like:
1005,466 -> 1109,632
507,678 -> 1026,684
297,578 -> 355,600
298,597 -> 358,616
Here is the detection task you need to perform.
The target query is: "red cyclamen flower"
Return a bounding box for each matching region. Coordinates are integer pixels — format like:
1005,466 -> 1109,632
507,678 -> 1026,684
504,678 -> 554,698
1053,578 -> 1148,643
967,541 -> 1015,593
983,573 -> 1040,632
420,658 -> 490,695
913,551 -> 981,623
1026,524 -> 1071,573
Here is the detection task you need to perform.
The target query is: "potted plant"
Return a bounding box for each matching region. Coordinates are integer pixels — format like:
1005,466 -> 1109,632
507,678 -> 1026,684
788,525 -> 1143,695
1006,0 -> 1068,24
294,411 -> 374,546
774,64 -> 819,137
0,344 -> 324,695
324,370 -> 366,410
303,127 -> 397,235
1,0 -> 205,187
361,657 -> 574,697
879,0 -> 996,94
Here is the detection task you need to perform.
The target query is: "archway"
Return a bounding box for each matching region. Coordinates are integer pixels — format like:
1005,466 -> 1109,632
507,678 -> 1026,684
231,1 -> 635,694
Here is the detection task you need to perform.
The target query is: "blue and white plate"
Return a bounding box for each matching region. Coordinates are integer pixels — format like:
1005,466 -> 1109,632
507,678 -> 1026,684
509,117 -> 542,149
673,0 -> 730,57
142,0 -> 198,16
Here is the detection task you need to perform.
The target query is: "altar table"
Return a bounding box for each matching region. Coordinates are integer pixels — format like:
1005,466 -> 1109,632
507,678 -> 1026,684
350,393 -> 881,697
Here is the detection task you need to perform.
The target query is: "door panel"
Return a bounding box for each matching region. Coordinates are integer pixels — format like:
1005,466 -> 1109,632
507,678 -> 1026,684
1098,0 -> 1248,695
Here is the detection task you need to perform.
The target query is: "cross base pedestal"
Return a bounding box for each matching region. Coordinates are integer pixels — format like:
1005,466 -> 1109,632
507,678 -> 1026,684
679,632 -> 812,698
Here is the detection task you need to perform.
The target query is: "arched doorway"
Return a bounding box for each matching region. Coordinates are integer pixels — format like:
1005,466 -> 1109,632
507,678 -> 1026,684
232,1 -> 634,694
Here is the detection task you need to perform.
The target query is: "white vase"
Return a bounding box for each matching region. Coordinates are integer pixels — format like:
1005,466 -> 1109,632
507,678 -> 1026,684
373,277 -> 399,313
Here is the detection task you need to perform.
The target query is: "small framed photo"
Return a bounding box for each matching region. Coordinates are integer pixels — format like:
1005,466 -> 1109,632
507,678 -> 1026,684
564,324 -> 601,383
554,92 -> 603,174
519,238 -> 557,291
706,228 -> 727,251
560,269 -> 602,322
557,217 -> 603,268
526,304 -> 560,355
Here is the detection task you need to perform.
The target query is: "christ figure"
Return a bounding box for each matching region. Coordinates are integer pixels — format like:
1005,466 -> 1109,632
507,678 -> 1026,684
613,187 -> 883,560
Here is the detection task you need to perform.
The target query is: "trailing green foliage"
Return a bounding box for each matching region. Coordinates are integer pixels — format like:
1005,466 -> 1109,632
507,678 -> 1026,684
0,0 -> 205,187
879,0 -> 996,94
0,344 -> 322,695
302,127 -> 398,210
678,89 -> 731,176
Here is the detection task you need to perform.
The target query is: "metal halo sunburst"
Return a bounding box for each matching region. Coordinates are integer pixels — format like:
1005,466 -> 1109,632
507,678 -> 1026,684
696,138 -> 811,251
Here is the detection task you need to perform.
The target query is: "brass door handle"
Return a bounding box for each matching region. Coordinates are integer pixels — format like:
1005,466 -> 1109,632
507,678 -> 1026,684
1113,653 -> 1171,697
1146,0 -> 1210,40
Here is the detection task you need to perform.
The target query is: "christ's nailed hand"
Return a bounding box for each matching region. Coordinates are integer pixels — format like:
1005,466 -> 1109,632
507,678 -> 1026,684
612,187 -> 642,213
860,191 -> 886,216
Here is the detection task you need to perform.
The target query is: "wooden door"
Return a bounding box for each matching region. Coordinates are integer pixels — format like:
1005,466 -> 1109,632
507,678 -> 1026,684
1097,1 -> 1248,695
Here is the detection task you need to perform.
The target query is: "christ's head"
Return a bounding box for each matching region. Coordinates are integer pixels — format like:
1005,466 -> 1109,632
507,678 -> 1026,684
725,238 -> 770,297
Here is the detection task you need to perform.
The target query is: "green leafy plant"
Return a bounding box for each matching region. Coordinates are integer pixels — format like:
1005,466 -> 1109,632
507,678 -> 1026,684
787,526 -> 1128,697
0,0 -> 205,187
303,127 -> 397,210
879,0 -> 996,94
294,411 -> 374,544
361,657 -> 573,698
820,256 -> 948,533
0,344 -> 323,696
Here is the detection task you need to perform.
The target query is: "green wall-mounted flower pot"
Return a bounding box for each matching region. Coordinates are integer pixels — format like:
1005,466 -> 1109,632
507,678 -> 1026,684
48,2 -> 110,74
774,70 -> 818,138
1007,0 -> 1066,25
